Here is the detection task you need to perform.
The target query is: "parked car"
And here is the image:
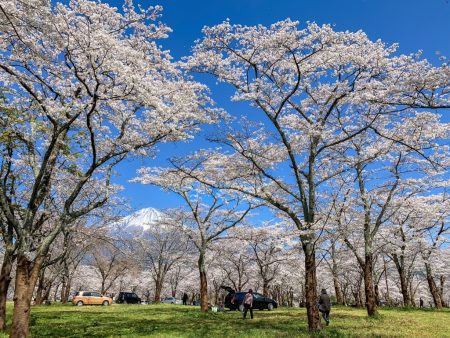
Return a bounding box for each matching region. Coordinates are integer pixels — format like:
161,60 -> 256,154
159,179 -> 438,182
222,286 -> 278,311
115,292 -> 141,304
72,291 -> 112,306
161,297 -> 180,304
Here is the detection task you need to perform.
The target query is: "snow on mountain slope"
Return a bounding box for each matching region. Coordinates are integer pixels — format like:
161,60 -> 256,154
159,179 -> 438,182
114,208 -> 165,237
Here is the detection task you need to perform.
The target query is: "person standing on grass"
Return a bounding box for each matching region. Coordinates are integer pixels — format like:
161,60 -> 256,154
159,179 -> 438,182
182,293 -> 188,305
318,289 -> 331,326
242,289 -> 254,320
420,298 -> 424,308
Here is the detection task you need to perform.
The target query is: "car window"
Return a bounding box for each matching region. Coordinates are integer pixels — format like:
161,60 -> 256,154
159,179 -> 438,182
254,293 -> 264,300
91,292 -> 101,297
132,294 -> 137,298
83,292 -> 90,297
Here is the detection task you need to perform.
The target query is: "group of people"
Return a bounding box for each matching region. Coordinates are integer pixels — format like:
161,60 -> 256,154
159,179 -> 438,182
241,288 -> 332,326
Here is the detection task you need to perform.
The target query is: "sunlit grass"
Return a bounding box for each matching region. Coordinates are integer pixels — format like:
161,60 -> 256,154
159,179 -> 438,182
1,303 -> 449,337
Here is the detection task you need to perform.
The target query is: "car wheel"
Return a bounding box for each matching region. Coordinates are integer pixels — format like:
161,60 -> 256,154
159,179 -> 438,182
171,302 -> 174,304
268,303 -> 274,311
77,301 -> 84,306
124,300 -> 128,304
238,304 -> 244,312
102,300 -> 109,306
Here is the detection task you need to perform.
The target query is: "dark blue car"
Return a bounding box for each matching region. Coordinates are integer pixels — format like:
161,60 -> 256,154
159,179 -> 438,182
222,287 -> 278,311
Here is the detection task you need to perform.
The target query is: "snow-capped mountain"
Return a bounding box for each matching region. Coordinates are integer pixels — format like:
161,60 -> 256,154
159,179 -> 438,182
113,208 -> 165,238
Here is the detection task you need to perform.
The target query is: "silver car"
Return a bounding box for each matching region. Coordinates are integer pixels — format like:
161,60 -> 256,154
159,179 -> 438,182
161,297 -> 180,304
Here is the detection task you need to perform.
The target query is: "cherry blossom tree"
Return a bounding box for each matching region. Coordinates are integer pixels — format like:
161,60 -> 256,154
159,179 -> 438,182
134,164 -> 253,312
233,224 -> 291,296
213,235 -> 251,292
137,215 -> 193,302
381,201 -> 424,307
413,194 -> 450,308
0,0 -> 218,335
186,19 -> 449,329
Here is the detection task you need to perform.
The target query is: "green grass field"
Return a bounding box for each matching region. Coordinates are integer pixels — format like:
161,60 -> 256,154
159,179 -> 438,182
1,303 -> 449,337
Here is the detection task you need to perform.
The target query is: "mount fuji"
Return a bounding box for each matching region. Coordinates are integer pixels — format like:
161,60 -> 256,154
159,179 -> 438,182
114,207 -> 165,237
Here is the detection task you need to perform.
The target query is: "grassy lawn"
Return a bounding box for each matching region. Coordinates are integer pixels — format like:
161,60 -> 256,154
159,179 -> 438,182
1,303 -> 449,337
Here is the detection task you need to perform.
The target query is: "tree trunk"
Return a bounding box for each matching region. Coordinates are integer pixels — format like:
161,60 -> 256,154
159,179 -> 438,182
60,280 -> 71,304
393,254 -> 410,306
399,269 -> 410,307
53,283 -> 60,302
42,282 -> 52,303
0,252 -> 13,331
262,280 -> 269,297
34,269 -> 46,305
374,283 -> 380,306
198,252 -> 208,312
363,254 -> 378,316
304,249 -> 321,331
439,276 -> 445,307
331,242 -> 344,305
333,275 -> 344,305
383,259 -> 391,306
101,279 -> 106,295
425,262 -> 442,309
11,254 -> 44,338
154,280 -> 163,302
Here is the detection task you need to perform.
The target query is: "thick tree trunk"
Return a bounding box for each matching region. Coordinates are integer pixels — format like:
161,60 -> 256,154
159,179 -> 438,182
425,263 -> 442,309
399,270 -> 410,307
11,254 -> 44,338
363,254 -> 378,316
304,249 -> 321,331
154,280 -> 163,302
198,252 -> 208,312
0,253 -> 13,331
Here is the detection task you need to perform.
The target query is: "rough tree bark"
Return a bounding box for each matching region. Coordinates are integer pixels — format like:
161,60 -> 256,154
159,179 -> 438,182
331,243 -> 344,305
198,251 -> 208,312
393,254 -> 410,307
304,245 -> 321,331
153,278 -> 163,303
425,262 -> 443,308
11,254 -> 44,338
0,251 -> 13,331
363,254 -> 378,316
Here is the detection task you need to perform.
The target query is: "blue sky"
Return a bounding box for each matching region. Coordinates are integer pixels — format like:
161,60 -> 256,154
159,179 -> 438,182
108,0 -> 450,212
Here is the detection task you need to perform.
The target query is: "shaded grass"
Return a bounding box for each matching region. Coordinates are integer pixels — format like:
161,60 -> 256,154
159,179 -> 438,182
1,303 -> 449,337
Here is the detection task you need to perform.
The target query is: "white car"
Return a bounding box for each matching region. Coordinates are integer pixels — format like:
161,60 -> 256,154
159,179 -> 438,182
161,297 -> 181,304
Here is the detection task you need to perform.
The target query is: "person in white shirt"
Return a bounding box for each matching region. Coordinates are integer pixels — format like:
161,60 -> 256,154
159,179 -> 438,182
242,289 -> 254,319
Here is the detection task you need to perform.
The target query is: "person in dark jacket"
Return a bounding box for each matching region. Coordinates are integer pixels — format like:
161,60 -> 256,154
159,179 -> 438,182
182,293 -> 188,305
318,289 -> 331,326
